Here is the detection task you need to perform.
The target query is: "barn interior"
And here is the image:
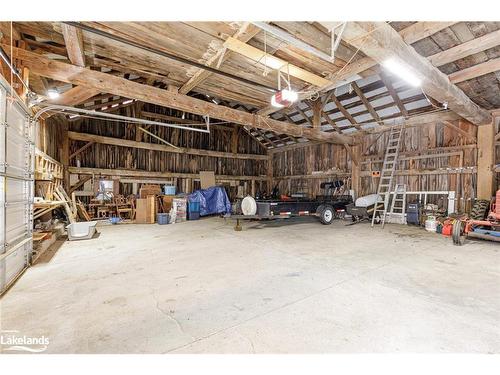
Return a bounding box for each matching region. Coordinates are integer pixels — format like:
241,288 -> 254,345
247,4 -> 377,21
0,19 -> 499,354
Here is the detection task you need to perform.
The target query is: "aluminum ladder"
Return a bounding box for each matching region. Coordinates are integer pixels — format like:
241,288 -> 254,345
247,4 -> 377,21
388,184 -> 407,224
371,124 -> 404,228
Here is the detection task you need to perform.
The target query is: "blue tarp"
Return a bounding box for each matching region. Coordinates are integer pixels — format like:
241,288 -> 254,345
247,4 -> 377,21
188,186 -> 231,216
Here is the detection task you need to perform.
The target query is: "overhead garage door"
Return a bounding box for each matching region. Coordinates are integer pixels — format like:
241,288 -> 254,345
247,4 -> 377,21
0,76 -> 35,295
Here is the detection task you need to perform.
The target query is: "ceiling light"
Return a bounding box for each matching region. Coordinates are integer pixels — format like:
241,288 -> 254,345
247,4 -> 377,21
47,89 -> 60,99
271,89 -> 298,108
382,58 -> 421,87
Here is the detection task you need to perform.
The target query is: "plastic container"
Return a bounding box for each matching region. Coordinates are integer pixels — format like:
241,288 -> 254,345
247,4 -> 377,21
66,221 -> 98,241
163,185 -> 176,195
157,213 -> 169,225
425,217 -> 437,232
188,211 -> 200,220
188,201 -> 200,212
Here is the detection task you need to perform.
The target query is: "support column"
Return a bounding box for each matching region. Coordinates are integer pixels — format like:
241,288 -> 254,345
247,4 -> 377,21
477,120 -> 495,199
351,144 -> 361,199
61,121 -> 70,190
267,154 -> 274,193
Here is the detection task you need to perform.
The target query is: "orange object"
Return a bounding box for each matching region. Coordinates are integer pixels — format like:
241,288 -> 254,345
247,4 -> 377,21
442,224 -> 453,236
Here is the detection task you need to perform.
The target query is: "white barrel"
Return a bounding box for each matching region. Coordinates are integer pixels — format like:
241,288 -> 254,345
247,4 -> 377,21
241,196 -> 257,216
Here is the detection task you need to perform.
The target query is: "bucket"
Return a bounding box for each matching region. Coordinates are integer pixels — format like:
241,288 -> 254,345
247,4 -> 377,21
163,185 -> 176,195
157,213 -> 169,225
425,218 -> 437,232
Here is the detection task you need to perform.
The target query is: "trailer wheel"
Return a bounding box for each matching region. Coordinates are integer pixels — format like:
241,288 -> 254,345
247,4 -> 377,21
316,204 -> 325,215
452,220 -> 466,246
319,205 -> 334,225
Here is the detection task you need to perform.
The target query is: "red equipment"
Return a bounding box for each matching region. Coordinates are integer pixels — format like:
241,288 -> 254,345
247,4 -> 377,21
452,190 -> 500,245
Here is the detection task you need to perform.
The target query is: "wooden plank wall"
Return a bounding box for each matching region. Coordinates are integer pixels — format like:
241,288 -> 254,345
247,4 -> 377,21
67,103 -> 269,197
272,143 -> 352,197
37,117 -> 64,162
361,120 -> 477,212
272,120 -> 478,212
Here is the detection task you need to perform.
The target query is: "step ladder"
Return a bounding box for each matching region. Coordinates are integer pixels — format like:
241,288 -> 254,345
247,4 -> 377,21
388,184 -> 407,224
371,124 -> 404,228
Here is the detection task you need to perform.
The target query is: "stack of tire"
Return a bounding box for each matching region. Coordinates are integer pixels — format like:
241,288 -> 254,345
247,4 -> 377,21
452,199 -> 490,245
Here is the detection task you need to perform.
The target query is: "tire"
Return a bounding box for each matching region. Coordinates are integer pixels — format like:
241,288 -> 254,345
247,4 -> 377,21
470,199 -> 489,220
316,204 -> 325,215
319,205 -> 334,225
452,220 -> 466,246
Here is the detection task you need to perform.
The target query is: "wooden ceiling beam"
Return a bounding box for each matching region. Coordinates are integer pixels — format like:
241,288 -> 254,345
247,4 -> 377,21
379,71 -> 409,118
330,95 -> 364,132
448,57 -> 500,84
398,22 -> 458,44
60,23 -> 86,67
49,85 -> 101,106
428,29 -> 500,67
7,46 -> 353,145
223,36 -> 331,87
350,81 -> 381,123
338,22 -> 491,125
258,22 -> 454,117
179,22 -> 261,94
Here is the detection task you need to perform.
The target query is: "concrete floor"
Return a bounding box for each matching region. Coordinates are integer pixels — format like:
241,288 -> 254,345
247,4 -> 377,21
1,217 -> 499,353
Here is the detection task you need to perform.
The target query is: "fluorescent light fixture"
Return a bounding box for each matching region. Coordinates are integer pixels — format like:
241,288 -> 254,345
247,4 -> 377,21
271,89 -> 298,108
47,89 -> 59,99
382,58 -> 421,87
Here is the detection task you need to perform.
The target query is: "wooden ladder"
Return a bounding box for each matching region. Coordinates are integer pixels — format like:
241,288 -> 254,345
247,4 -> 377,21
371,124 -> 404,228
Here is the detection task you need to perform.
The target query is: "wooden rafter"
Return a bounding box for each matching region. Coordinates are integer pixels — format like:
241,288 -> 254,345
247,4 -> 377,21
6,45 -> 353,145
179,23 -> 261,94
330,95 -> 363,132
258,22 -> 455,117
350,81 -> 381,123
449,57 -> 500,84
379,71 -> 409,118
50,86 -> 101,106
428,29 -> 500,67
60,23 -> 86,67
338,22 -> 492,125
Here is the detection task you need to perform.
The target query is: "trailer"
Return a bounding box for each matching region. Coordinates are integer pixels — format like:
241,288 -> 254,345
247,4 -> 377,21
229,181 -> 353,230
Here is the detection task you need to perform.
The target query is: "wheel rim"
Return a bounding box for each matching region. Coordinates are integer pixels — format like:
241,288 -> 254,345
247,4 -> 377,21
324,210 -> 333,222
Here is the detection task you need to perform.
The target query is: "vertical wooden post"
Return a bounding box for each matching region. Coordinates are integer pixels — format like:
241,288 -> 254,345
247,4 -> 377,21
476,120 -> 495,199
267,154 -> 274,193
351,144 -> 361,198
61,121 -> 70,190
311,99 -> 322,129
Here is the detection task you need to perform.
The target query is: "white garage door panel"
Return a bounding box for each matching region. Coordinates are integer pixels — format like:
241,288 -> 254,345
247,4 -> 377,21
5,178 -> 29,202
3,242 -> 31,288
5,204 -> 29,243
0,76 -> 34,295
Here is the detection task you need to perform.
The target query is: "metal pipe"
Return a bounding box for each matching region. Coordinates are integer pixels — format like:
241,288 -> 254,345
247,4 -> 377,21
33,104 -> 210,133
64,22 -> 277,93
251,22 -> 334,63
0,46 -> 31,93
